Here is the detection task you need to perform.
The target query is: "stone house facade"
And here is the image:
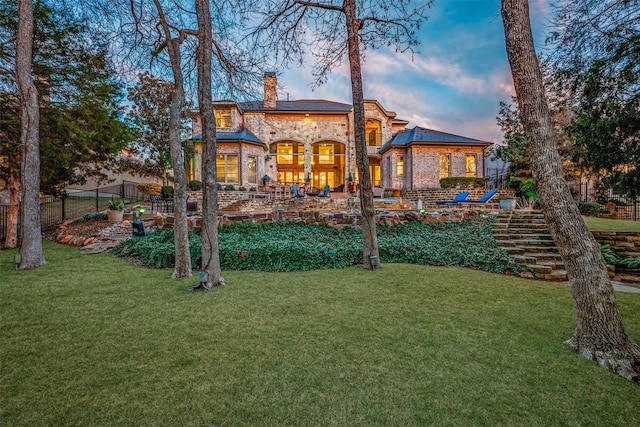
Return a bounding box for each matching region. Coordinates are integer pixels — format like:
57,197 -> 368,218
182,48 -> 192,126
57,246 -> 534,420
188,73 -> 493,190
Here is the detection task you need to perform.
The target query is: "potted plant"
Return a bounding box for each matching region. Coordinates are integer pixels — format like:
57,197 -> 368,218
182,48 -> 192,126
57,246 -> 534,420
107,195 -> 125,223
347,173 -> 355,193
263,175 -> 271,186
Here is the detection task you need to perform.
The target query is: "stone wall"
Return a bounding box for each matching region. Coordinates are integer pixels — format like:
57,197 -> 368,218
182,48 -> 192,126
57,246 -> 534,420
592,231 -> 640,259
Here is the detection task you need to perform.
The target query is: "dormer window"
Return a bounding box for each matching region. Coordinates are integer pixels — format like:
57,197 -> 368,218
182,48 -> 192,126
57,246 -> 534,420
215,108 -> 232,128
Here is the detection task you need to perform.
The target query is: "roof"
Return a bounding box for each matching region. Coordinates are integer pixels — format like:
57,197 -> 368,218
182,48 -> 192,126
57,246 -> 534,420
190,128 -> 265,148
239,99 -> 352,113
380,126 -> 492,153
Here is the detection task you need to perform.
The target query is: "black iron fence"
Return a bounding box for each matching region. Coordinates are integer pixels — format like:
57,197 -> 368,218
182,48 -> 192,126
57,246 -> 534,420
1,181 -> 146,243
569,182 -> 638,221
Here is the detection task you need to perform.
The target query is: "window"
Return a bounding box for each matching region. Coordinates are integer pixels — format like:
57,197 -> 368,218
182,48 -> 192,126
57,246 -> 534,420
247,156 -> 257,184
318,144 -> 334,165
215,109 -> 231,128
365,119 -> 381,146
439,154 -> 451,179
216,154 -> 238,183
397,156 -> 404,176
465,154 -> 477,177
277,143 -> 293,164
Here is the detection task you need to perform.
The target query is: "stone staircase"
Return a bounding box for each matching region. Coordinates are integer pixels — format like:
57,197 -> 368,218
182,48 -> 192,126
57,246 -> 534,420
493,210 -> 568,281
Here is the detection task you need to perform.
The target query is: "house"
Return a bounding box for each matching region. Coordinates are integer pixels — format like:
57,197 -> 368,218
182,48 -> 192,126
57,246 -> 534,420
188,72 -> 493,190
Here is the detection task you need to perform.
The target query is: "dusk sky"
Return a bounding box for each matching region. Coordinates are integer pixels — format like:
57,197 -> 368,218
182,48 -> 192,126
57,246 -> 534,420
275,0 -> 552,145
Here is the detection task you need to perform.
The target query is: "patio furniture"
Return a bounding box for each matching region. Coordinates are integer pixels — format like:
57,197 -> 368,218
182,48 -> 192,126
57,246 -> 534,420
292,184 -> 305,198
458,189 -> 499,207
435,191 -> 470,205
372,187 -> 384,198
317,185 -> 330,197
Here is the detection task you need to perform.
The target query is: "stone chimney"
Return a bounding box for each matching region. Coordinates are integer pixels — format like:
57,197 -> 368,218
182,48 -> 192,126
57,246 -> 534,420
263,72 -> 277,110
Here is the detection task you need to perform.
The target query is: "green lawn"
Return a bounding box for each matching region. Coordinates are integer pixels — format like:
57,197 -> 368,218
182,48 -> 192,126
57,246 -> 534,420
2,243 -> 639,426
583,216 -> 640,232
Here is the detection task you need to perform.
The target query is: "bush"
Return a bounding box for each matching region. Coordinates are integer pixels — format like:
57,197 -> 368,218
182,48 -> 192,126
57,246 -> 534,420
224,184 -> 236,191
216,183 -> 222,190
161,186 -> 174,198
76,212 -> 108,222
187,180 -> 202,191
578,201 -> 601,217
238,186 -> 247,192
249,187 -> 257,192
439,177 -> 486,189
136,182 -> 162,197
114,217 -> 525,275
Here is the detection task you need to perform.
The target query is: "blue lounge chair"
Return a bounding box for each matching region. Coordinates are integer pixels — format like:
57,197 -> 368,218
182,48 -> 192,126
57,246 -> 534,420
292,183 -> 305,198
459,189 -> 499,206
435,191 -> 469,205
317,185 -> 330,197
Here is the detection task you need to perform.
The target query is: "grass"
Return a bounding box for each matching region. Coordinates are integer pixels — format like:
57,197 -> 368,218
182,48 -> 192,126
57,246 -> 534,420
2,242 -> 640,426
583,216 -> 640,232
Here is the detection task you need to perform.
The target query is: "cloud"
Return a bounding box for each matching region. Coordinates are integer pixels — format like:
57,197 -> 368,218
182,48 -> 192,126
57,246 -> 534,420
363,49 -> 487,95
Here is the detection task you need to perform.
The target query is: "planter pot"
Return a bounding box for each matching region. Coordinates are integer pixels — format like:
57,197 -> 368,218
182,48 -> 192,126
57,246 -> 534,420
500,199 -> 517,211
347,182 -> 356,193
107,210 -> 124,224
392,189 -> 401,197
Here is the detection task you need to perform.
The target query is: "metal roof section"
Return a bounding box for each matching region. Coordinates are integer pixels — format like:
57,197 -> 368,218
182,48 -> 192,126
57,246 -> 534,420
380,126 -> 492,153
190,128 -> 266,148
239,99 -> 352,113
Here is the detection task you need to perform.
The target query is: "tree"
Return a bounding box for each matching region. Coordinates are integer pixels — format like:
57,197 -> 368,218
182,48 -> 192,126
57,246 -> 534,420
15,0 -> 45,268
1,1 -> 132,248
146,0 -> 193,278
127,72 -> 175,185
256,0 -> 430,269
501,0 -> 640,382
192,0 -> 225,290
547,0 -> 640,199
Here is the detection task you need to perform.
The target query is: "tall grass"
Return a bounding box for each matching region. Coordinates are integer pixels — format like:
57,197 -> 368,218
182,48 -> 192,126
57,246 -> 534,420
1,243 -> 639,426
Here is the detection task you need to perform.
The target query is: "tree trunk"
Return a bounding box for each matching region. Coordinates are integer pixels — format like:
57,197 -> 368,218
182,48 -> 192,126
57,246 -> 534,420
501,0 -> 640,382
153,0 -> 191,278
4,171 -> 21,249
16,0 -> 45,269
344,0 -> 380,269
194,0 -> 225,290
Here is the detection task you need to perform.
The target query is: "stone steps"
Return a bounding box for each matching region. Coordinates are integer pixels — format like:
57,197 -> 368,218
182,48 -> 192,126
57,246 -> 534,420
493,210 -> 567,281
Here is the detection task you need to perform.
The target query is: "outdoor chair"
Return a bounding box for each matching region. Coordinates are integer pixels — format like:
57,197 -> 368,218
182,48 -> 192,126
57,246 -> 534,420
292,184 -> 305,198
458,189 -> 499,207
435,191 -> 470,205
317,185 -> 330,197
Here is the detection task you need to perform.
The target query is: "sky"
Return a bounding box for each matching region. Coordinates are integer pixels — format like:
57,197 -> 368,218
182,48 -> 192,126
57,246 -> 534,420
275,0 -> 552,144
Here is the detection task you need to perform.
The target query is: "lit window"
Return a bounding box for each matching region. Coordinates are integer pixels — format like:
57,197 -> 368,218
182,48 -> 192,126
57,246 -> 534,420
465,154 -> 477,177
318,144 -> 334,164
397,156 -> 404,176
215,109 -> 231,128
277,143 -> 293,164
439,154 -> 451,179
247,156 -> 257,184
216,154 -> 238,183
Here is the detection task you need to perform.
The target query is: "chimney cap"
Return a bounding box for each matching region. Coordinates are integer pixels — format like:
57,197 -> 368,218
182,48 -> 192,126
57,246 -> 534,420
264,71 -> 276,78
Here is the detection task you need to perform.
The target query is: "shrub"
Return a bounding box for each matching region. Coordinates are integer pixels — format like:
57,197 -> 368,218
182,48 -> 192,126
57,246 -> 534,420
224,184 -> 235,191
108,195 -> 124,211
439,177 -> 486,189
114,217 -> 525,275
249,187 -> 257,192
136,182 -> 162,197
578,201 -> 601,217
76,212 -> 108,222
238,186 -> 247,192
216,183 -> 222,190
161,186 -> 174,198
187,180 -> 202,191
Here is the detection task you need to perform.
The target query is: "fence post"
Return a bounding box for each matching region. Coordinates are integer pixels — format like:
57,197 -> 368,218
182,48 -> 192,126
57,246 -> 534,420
61,193 -> 66,222
121,182 -> 125,200
96,188 -> 99,212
